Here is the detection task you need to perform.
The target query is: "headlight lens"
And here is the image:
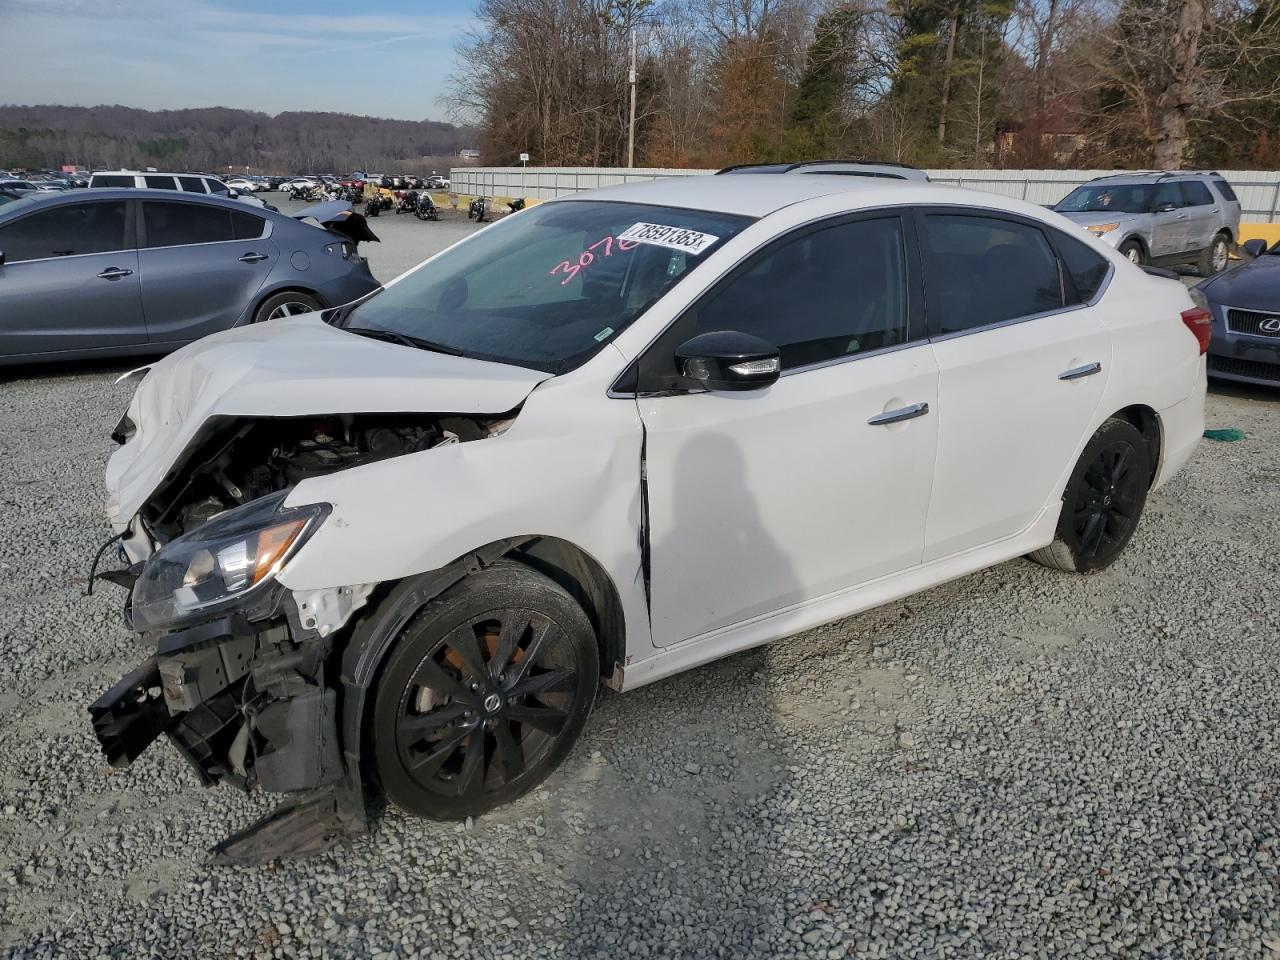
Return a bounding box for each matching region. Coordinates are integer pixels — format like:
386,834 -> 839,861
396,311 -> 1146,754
1086,222 -> 1120,235
131,491 -> 328,632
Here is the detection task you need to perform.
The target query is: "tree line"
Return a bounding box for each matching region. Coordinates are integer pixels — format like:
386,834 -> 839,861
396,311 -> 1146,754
0,105 -> 476,174
451,0 -> 1280,170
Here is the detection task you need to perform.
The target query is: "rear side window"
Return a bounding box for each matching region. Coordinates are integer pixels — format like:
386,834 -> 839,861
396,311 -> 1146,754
1213,179 -> 1239,202
177,176 -> 207,192
1151,182 -> 1184,210
144,175 -> 177,190
923,214 -> 1063,333
92,175 -> 134,188
694,215 -> 910,369
231,210 -> 266,240
1181,181 -> 1213,206
1054,231 -> 1110,303
0,201 -> 128,262
143,201 -> 237,247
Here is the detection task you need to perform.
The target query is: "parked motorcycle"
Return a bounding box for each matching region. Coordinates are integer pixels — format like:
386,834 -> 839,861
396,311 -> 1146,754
395,190 -> 418,214
415,192 -> 440,221
468,196 -> 490,222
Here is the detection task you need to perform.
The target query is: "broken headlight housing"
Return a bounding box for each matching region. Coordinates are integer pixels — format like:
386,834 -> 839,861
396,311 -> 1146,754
131,491 -> 329,632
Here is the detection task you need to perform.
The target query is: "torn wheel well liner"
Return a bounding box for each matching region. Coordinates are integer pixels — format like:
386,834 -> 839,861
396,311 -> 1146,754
1111,404 -> 1162,486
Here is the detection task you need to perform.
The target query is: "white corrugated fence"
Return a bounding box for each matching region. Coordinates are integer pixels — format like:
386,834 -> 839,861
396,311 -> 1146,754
449,166 -> 1280,223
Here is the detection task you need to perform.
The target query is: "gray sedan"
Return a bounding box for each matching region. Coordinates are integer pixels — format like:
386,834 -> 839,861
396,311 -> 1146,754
0,189 -> 381,365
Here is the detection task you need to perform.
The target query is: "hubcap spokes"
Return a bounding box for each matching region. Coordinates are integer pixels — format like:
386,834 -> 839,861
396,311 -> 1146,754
395,610 -> 577,798
1071,442 -> 1143,558
267,301 -> 311,321
1213,243 -> 1228,271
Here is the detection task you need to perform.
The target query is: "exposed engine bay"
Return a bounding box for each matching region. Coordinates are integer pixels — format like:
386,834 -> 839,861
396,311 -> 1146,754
137,411 -> 511,542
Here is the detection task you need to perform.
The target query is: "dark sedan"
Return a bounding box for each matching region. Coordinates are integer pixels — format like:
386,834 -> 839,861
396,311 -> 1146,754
0,189 -> 381,366
1197,238 -> 1280,386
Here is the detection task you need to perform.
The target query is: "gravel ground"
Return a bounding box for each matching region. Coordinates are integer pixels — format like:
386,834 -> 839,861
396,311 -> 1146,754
1,216 -> 1278,958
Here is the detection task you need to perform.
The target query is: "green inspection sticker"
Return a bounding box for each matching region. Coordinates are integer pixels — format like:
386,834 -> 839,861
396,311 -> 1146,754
594,327 -> 615,342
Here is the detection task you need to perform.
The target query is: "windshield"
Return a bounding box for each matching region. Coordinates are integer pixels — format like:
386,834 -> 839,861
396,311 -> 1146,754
338,200 -> 751,374
1055,183 -> 1153,214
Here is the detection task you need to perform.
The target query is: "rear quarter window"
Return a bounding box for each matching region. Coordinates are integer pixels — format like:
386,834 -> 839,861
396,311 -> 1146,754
1053,231 -> 1111,304
1213,179 -> 1239,203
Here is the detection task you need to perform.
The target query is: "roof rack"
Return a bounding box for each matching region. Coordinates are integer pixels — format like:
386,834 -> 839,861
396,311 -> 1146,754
715,158 -> 924,175
1088,169 -> 1222,183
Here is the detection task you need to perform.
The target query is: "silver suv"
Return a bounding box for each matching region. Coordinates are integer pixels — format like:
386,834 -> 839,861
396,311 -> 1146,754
1054,172 -> 1241,276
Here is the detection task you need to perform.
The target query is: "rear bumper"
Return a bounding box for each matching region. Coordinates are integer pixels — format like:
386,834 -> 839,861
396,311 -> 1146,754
1153,362 -> 1207,491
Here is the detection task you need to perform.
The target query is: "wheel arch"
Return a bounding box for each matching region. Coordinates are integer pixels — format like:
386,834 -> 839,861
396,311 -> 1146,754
1119,234 -> 1148,259
335,534 -> 626,782
1109,403 -> 1162,487
246,284 -> 327,324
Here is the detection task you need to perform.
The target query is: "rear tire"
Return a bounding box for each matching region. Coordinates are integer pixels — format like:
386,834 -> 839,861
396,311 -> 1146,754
1029,418 -> 1151,574
1198,232 -> 1230,277
252,291 -> 322,323
371,561 -> 599,820
1118,239 -> 1146,266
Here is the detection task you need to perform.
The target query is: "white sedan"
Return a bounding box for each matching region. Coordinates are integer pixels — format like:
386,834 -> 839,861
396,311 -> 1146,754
90,175 -> 1206,861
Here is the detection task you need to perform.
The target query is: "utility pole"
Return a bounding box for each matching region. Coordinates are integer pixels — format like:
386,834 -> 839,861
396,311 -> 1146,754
627,25 -> 637,168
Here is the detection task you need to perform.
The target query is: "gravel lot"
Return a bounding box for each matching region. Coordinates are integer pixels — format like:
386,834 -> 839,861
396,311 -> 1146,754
1,203 -> 1278,958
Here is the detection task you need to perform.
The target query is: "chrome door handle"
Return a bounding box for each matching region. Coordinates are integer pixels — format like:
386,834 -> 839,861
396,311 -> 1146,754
1058,361 -> 1103,381
868,402 -> 929,426
96,267 -> 133,280
238,252 -> 269,263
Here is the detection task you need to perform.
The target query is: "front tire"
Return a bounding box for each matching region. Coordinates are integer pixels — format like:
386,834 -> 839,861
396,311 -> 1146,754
1029,418 -> 1151,574
1199,233 -> 1230,277
1118,239 -> 1145,266
371,561 -> 599,820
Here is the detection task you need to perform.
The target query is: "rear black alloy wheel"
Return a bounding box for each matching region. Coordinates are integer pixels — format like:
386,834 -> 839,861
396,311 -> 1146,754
372,563 -> 598,820
1030,418 -> 1151,573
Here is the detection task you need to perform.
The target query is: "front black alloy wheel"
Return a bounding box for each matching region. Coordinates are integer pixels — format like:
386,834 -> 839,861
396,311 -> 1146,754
1030,417 -> 1152,573
372,562 -> 598,820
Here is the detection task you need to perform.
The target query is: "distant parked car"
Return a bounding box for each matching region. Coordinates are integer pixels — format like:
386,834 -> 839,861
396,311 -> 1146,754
0,189 -> 381,365
0,179 -> 41,197
1194,238 -> 1280,386
90,170 -> 273,209
1053,172 -> 1241,276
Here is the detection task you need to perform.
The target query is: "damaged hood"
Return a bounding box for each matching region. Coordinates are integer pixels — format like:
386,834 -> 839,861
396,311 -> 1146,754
105,314 -> 551,526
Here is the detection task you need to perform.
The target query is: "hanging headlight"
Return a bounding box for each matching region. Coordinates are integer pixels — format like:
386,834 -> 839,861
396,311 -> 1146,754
131,491 -> 329,632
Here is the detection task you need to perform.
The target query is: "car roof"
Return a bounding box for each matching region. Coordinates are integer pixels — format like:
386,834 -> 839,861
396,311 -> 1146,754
1085,171 -> 1224,185
0,187 -> 277,221
558,173 -> 933,217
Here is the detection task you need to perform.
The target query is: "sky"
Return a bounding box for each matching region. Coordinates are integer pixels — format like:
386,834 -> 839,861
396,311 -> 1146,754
0,0 -> 480,122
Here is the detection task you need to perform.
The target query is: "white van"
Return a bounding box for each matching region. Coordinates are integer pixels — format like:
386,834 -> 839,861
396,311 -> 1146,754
88,170 -> 269,208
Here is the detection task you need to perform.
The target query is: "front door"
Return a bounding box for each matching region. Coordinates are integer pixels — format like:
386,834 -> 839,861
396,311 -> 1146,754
917,211 -> 1112,560
637,213 -> 940,647
0,199 -> 146,358
137,200 -> 275,343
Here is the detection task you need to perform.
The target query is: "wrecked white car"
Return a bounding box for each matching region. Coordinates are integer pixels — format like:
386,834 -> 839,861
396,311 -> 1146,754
89,175 -> 1205,862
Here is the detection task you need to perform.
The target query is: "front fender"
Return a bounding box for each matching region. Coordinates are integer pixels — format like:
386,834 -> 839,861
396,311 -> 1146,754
276,376 -> 651,660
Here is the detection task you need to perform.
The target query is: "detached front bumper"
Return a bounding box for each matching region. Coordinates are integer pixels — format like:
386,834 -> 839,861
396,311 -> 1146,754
89,608 -> 365,863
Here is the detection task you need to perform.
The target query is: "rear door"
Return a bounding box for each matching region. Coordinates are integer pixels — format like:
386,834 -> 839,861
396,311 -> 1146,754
919,210 -> 1112,560
0,199 -> 145,358
137,199 -> 276,343
1148,182 -> 1188,258
1179,179 -> 1218,252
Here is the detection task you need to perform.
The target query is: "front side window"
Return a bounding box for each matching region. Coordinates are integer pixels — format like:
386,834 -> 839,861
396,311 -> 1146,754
1151,182 -> 1185,210
0,201 -> 128,262
923,214 -> 1063,333
207,180 -> 230,195
177,176 -> 207,193
338,200 -> 750,374
143,201 -> 237,247
692,216 -> 909,369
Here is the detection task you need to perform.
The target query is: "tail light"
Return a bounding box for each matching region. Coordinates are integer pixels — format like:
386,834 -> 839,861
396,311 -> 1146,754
1181,308 -> 1211,354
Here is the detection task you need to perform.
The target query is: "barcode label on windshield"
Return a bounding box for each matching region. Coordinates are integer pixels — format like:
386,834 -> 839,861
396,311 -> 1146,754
617,222 -> 720,255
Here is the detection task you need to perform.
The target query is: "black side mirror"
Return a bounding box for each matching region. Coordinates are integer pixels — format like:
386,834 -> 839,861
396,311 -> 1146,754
674,330 -> 781,392
0,249 -> 5,267
1154,202 -> 1177,213
1242,238 -> 1267,259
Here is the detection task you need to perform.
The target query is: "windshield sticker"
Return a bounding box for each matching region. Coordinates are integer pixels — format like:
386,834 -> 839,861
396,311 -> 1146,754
617,222 -> 720,254
594,326 -> 615,342
549,234 -> 640,285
